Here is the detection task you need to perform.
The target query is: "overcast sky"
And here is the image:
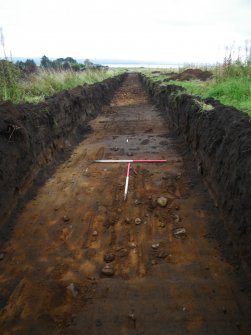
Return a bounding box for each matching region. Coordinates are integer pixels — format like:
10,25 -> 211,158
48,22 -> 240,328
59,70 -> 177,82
0,0 -> 251,64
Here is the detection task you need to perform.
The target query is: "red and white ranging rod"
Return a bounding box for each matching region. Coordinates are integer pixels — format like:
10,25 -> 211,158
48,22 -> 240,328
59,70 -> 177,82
93,159 -> 167,200
124,163 -> 131,200
94,159 -> 167,163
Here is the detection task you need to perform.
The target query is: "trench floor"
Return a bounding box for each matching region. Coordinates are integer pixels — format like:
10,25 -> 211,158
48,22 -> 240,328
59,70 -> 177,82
0,74 -> 251,334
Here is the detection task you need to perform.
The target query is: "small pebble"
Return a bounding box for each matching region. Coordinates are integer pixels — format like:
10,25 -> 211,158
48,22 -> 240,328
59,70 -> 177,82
159,222 -> 166,228
128,242 -> 137,249
67,283 -> 78,298
0,253 -> 4,261
104,253 -> 115,262
172,213 -> 180,223
135,218 -> 141,225
128,312 -> 136,321
157,251 -> 167,259
125,217 -> 131,224
157,197 -> 168,207
151,243 -> 160,250
101,264 -> 115,276
151,259 -> 157,265
118,248 -> 129,257
92,230 -> 98,237
134,199 -> 140,205
63,215 -> 70,222
173,227 -> 187,239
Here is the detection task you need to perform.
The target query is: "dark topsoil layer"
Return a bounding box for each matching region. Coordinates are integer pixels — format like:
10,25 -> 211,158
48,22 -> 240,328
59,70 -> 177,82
158,69 -> 213,82
0,74 -> 126,227
141,74 -> 251,270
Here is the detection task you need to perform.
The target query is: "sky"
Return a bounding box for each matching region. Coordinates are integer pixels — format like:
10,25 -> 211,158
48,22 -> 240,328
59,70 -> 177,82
0,0 -> 251,64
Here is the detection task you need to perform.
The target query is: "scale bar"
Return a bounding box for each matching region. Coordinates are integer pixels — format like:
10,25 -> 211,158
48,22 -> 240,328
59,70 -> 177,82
94,159 -> 167,163
124,163 -> 131,200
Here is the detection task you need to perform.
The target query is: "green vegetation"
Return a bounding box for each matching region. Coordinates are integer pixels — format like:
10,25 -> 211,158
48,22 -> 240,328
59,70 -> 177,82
0,57 -> 123,104
144,53 -> 251,116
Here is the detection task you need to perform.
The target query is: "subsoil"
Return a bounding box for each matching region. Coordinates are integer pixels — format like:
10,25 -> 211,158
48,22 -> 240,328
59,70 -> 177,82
0,74 -> 251,334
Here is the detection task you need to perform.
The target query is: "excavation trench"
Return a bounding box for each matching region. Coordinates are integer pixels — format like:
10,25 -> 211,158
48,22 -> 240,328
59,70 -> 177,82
0,74 -> 251,334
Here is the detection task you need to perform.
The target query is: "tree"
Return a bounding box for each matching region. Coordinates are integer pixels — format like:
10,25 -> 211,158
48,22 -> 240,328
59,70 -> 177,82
84,58 -> 94,69
41,55 -> 52,68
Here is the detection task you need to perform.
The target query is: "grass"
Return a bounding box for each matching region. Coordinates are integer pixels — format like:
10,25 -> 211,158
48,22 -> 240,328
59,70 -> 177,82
144,60 -> 251,117
0,63 -> 124,104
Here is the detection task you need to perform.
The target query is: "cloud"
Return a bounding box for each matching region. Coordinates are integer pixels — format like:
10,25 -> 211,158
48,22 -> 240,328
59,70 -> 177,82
0,0 -> 250,63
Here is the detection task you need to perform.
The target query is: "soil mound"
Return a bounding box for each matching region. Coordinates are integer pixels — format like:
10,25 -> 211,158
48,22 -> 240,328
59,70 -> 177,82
168,68 -> 213,81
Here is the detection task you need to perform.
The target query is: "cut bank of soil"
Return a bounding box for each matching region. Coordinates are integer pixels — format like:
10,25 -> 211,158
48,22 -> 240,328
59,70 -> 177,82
0,74 -> 251,334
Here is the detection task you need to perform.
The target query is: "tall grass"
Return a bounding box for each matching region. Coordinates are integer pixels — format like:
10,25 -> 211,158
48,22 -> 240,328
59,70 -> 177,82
0,64 -> 123,104
145,48 -> 251,116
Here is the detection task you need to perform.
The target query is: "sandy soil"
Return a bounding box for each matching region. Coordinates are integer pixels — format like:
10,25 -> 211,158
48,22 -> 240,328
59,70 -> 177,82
0,74 -> 250,334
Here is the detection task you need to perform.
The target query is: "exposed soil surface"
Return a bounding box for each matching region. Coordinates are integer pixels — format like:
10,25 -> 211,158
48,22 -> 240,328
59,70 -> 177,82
165,69 -> 213,81
0,74 -> 251,334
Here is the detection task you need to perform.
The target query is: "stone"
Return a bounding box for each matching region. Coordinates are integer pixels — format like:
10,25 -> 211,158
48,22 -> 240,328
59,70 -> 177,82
135,218 -> 141,225
92,230 -> 98,237
151,243 -> 160,250
63,215 -> 70,222
118,248 -> 129,257
0,253 -> 4,260
173,227 -> 187,239
104,253 -> 115,262
157,197 -> 168,207
157,251 -> 167,259
159,222 -> 166,228
101,264 -> 115,276
125,217 -> 131,224
67,283 -> 78,298
128,242 -> 137,249
172,214 -> 180,223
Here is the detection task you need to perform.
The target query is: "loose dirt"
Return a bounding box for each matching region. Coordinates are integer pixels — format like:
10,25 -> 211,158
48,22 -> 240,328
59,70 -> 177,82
0,74 -> 250,334
165,69 -> 213,81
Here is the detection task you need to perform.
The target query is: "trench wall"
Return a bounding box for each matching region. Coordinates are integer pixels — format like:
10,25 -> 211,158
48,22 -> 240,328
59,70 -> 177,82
0,73 -> 126,225
141,74 -> 251,269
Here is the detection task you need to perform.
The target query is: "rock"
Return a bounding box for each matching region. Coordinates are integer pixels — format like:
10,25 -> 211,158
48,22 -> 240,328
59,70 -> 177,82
67,283 -> 78,298
151,259 -> 157,265
104,253 -> 115,262
63,215 -> 70,222
92,230 -> 98,237
134,199 -> 141,205
157,197 -> 168,207
135,218 -> 141,225
127,152 -> 133,157
101,264 -> 115,276
118,248 -> 129,257
125,217 -> 131,224
151,243 -> 160,250
128,242 -> 137,249
150,198 -> 157,209
157,251 -> 167,259
173,227 -> 187,239
172,213 -> 180,223
0,253 -> 4,260
159,222 -> 166,228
